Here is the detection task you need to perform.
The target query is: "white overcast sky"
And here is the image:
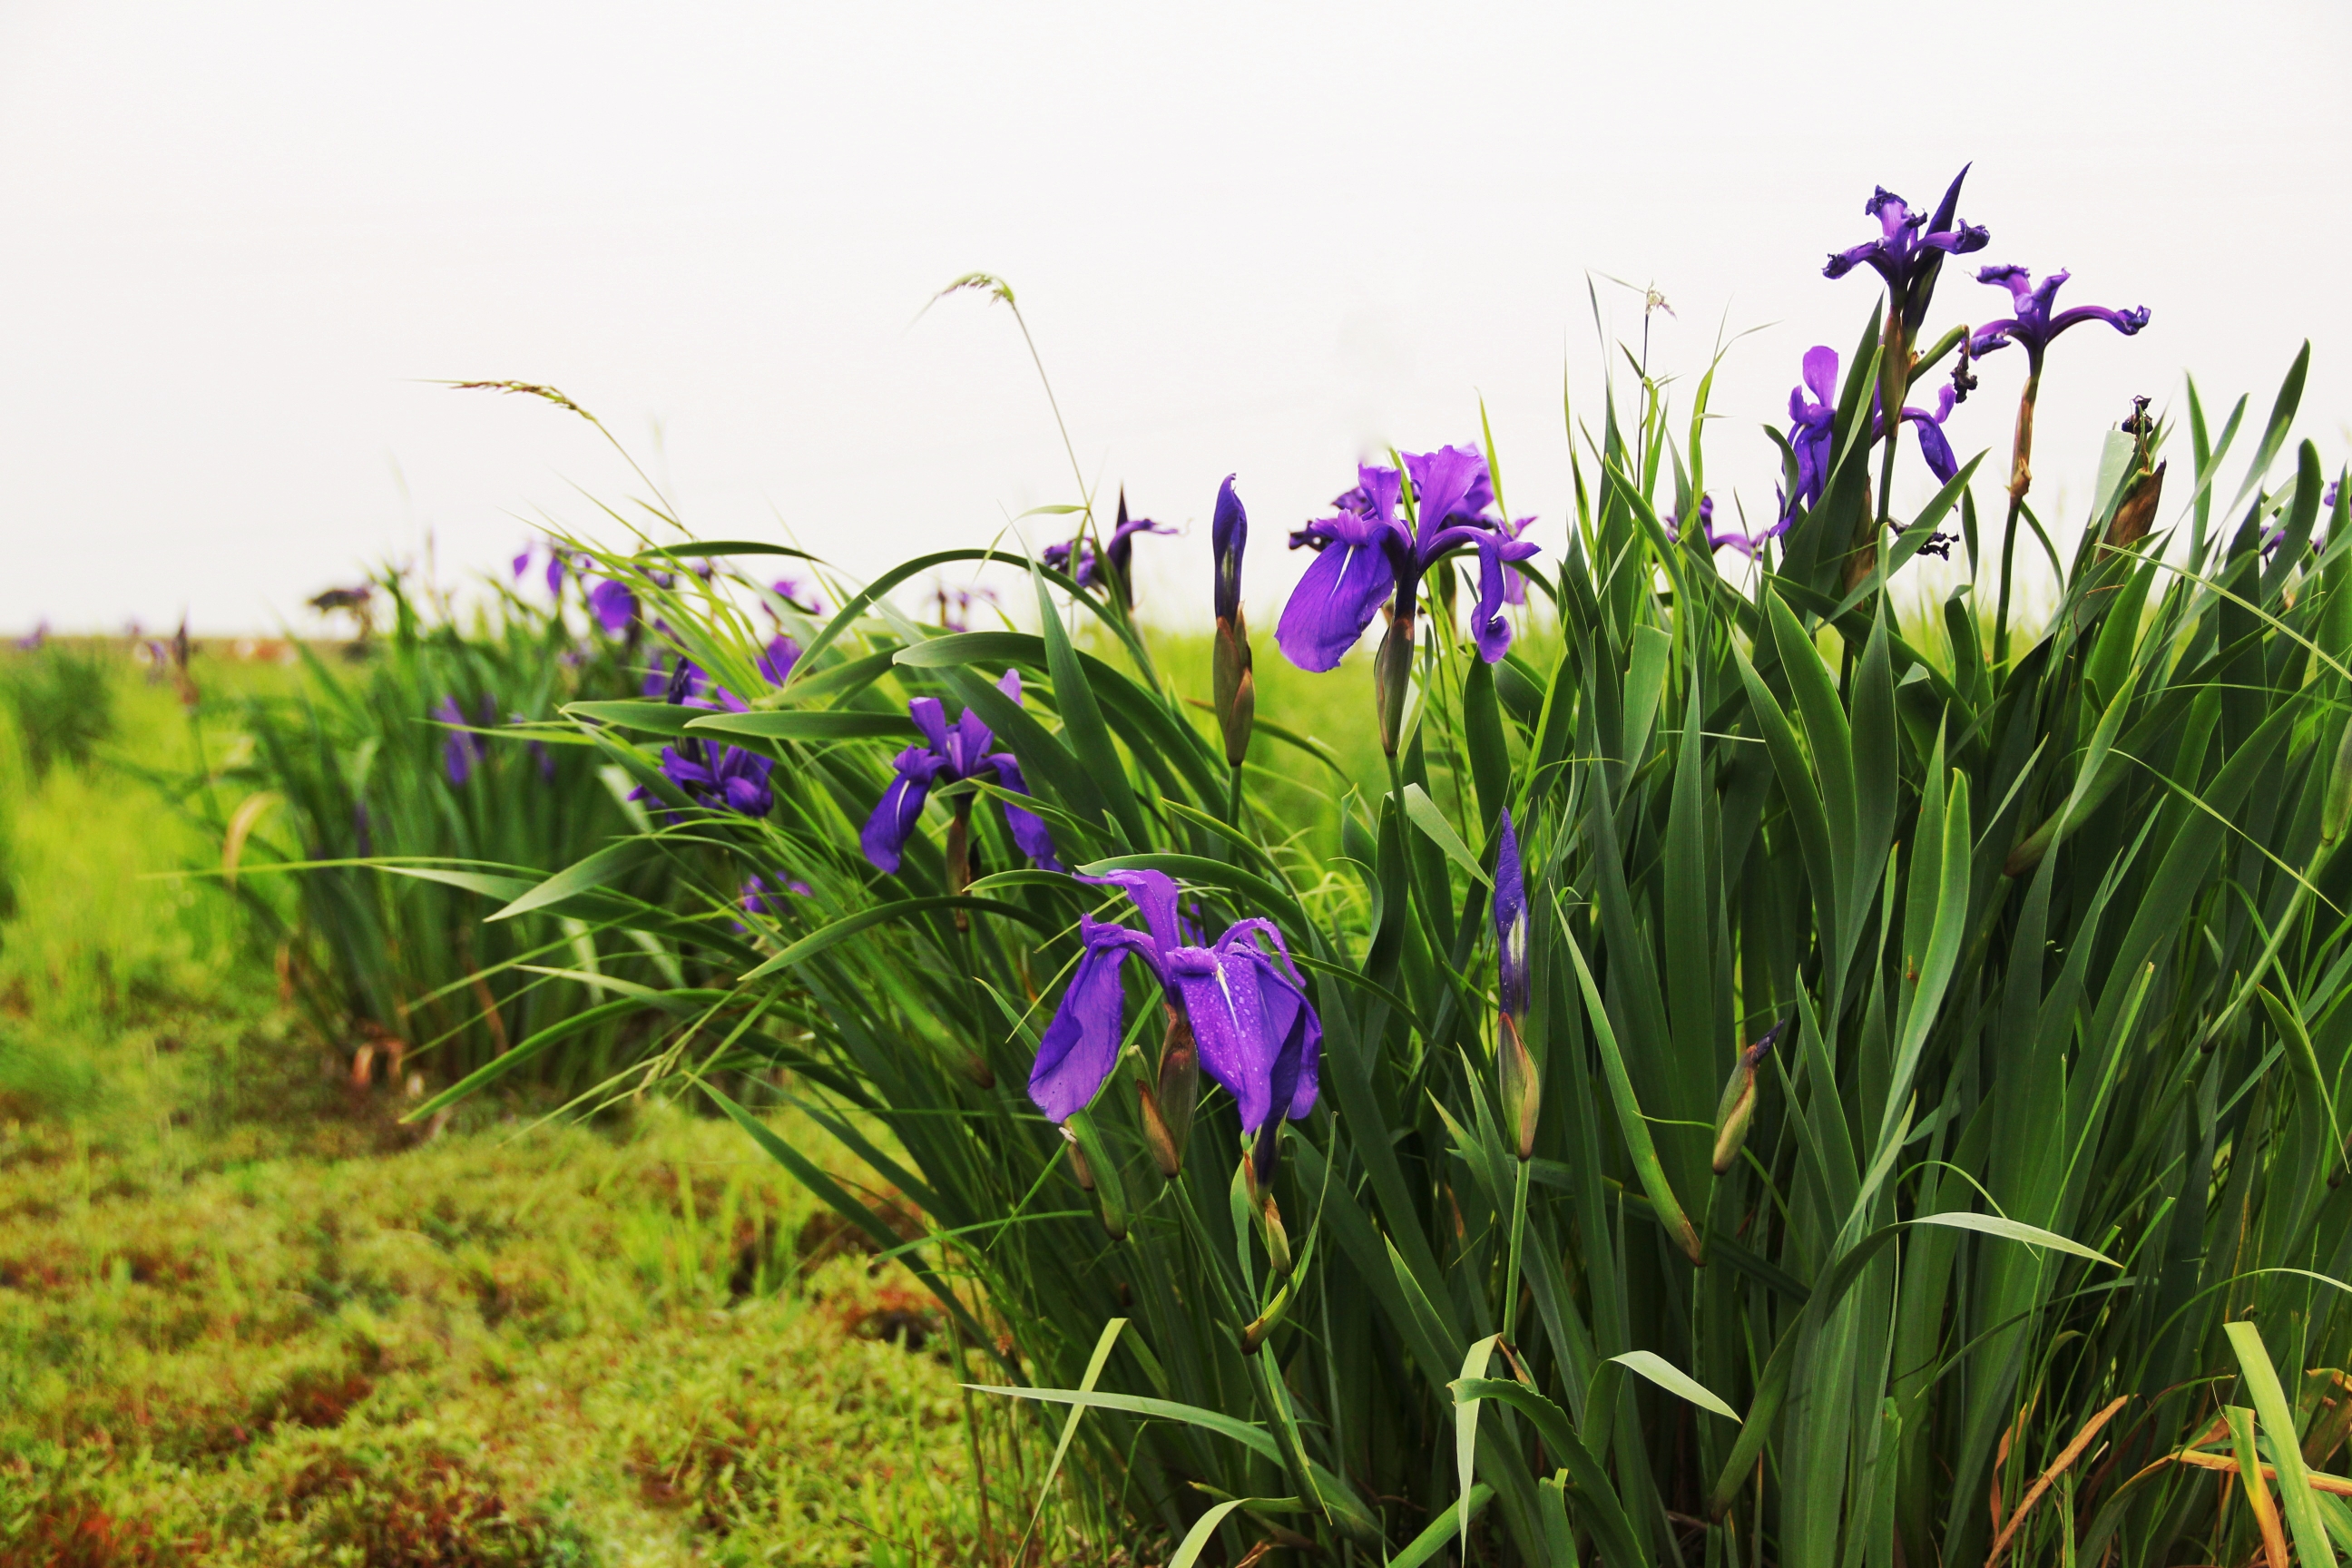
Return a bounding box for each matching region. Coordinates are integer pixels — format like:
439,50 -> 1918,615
3,1 -> 2347,634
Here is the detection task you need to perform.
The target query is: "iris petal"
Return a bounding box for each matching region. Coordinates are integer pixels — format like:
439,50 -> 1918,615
1274,521 -> 1399,672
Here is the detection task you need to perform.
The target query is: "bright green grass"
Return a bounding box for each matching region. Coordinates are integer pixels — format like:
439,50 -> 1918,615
0,650 -> 997,1566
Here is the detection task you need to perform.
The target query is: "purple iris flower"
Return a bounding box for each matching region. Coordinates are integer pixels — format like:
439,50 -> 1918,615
631,657 -> 776,818
588,577 -> 638,633
1822,170 -> 1989,329
1968,267 -> 2151,370
1027,868 -> 1319,1160
1774,348 -> 1962,534
434,695 -> 481,786
1043,494 -> 1176,595
1275,445 -> 1541,671
860,670 -> 1060,874
1664,495 -> 1760,559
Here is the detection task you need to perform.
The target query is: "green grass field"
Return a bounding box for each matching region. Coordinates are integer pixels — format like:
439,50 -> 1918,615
0,648 -> 995,1566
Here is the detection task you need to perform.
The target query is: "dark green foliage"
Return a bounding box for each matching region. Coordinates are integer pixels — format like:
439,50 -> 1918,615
197,573 -> 697,1093
439,348 -> 2352,1567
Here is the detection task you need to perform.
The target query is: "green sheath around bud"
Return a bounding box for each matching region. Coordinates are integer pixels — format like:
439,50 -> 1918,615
1498,1013 -> 1540,1162
1710,1022 -> 1783,1175
1213,609 -> 1256,769
1373,605 -> 1416,758
1062,1111 -> 1127,1241
1138,1008 -> 1198,1180
2325,717 -> 2352,845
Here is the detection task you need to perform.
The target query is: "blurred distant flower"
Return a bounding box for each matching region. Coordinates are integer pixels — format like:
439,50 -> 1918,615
1969,267 -> 2150,371
1027,867 -> 1318,1182
862,670 -> 1059,874
433,696 -> 480,786
588,578 -> 638,633
15,621 -> 48,652
1276,445 -> 1540,672
758,634 -> 799,685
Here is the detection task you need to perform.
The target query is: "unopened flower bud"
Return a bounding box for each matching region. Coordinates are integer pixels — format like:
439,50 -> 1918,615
1136,1008 -> 1198,1180
2326,719 -> 2352,846
1710,1022 -> 1783,1175
1498,1013 -> 1540,1162
1374,604 -> 1416,758
2107,458 -> 2167,552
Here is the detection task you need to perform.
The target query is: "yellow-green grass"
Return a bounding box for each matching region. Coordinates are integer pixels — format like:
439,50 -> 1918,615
0,650 -> 995,1565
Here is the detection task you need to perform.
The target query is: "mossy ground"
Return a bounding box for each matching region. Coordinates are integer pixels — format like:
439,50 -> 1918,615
0,650 -> 993,1565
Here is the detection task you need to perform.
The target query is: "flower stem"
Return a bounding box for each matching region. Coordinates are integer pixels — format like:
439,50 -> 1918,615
1501,1154 -> 1530,1345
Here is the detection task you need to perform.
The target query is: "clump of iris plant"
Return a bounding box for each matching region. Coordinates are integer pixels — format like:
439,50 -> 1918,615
1043,491 -> 1174,613
861,670 -> 1060,889
1967,263 -> 2151,656
1276,445 -> 1539,755
1025,868 -> 1320,1250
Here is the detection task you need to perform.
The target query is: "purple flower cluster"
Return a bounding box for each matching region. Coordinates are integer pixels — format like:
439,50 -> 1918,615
633,655 -> 778,818
1028,869 -> 1319,1156
860,670 -> 1059,874
1276,444 -> 1539,671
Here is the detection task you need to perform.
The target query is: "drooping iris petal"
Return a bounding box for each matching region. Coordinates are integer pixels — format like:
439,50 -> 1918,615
861,749 -> 944,873
1256,956 -> 1321,1122
1028,919 -> 1150,1122
1275,516 -> 1400,672
1909,408 -> 1959,484
1470,534 -> 1542,664
1221,919 -> 1319,1122
985,754 -> 1060,870
1168,945 -> 1279,1133
511,544 -> 534,582
1494,808 -> 1529,1017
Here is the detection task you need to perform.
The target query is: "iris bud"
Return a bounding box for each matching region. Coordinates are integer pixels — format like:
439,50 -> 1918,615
1498,1014 -> 1540,1162
1374,605 -> 1416,757
1710,1023 -> 1782,1175
2107,459 -> 2167,551
2326,719 -> 2352,846
1136,1007 -> 1198,1180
